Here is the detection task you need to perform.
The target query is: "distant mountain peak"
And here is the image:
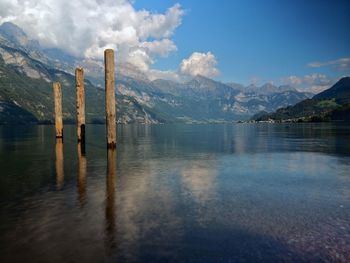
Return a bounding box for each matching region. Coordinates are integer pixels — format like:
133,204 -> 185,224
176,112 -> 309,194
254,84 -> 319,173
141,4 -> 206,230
0,22 -> 27,38
191,74 -> 214,83
0,21 -> 40,52
247,84 -> 257,88
187,74 -> 229,91
226,82 -> 245,91
261,83 -> 275,88
196,74 -> 211,79
278,84 -> 296,92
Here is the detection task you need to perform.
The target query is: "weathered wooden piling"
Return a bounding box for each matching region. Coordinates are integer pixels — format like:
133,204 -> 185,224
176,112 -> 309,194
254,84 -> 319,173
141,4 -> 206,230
104,49 -> 117,148
106,148 -> 116,245
53,82 -> 63,138
75,68 -> 86,142
77,142 -> 87,205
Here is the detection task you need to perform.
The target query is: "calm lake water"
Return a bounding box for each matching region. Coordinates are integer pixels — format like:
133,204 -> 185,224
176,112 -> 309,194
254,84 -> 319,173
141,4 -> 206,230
0,123 -> 349,262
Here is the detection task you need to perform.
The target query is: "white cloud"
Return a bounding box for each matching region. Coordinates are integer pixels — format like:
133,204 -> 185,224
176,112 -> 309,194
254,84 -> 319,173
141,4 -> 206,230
308,57 -> 350,71
137,4 -> 184,40
179,52 -> 219,78
0,0 -> 184,71
140,39 -> 177,58
148,69 -> 182,82
146,51 -> 220,82
0,1 -> 224,82
283,74 -> 335,93
285,57 -> 350,92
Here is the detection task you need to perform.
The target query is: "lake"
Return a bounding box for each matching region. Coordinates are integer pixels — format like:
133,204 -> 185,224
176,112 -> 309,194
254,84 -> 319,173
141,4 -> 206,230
0,123 -> 349,262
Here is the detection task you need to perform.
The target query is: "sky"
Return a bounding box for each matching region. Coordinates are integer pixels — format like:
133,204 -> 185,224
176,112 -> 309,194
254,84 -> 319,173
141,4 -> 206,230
0,0 -> 349,92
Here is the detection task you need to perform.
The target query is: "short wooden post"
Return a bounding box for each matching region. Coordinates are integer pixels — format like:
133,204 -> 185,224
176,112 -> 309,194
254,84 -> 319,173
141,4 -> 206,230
104,49 -> 116,148
75,68 -> 86,142
53,82 -> 63,138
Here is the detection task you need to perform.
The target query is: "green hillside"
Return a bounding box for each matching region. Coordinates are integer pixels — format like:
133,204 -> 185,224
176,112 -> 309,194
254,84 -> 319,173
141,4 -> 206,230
314,77 -> 350,104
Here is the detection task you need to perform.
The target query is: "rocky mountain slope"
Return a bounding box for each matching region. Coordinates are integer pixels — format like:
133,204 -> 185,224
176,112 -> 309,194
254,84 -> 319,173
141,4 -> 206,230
0,53 -> 165,124
0,23 -> 171,124
0,22 -> 313,124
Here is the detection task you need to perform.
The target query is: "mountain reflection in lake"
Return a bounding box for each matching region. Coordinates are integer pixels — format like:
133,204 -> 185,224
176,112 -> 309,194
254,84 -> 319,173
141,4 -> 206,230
0,123 -> 349,262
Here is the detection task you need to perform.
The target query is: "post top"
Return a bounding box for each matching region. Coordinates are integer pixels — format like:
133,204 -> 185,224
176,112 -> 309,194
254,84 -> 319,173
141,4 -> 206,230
104,49 -> 114,54
75,67 -> 84,72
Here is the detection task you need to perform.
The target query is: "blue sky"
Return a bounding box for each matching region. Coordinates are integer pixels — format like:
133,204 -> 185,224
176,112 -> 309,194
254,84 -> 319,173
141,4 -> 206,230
134,0 -> 350,85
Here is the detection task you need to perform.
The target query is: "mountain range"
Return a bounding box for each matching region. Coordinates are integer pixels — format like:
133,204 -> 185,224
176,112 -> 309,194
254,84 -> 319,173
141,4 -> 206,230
0,22 -> 316,124
254,77 -> 350,122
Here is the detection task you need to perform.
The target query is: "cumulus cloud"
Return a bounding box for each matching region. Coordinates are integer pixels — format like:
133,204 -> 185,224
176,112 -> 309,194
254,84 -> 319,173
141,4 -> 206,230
308,57 -> 350,71
0,0 -> 184,71
0,1 -> 224,82
145,51 -> 220,82
283,73 -> 336,93
140,39 -> 177,58
179,52 -> 219,78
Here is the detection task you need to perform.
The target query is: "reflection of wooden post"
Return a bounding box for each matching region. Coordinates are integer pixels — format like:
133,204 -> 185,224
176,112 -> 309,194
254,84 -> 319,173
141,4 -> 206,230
105,148 -> 116,248
53,82 -> 63,138
76,68 -> 86,142
77,142 -> 87,206
104,49 -> 116,148
55,138 -> 64,190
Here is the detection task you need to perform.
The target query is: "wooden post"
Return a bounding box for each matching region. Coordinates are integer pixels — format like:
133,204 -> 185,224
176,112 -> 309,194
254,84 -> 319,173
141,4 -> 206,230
106,148 -> 116,246
77,142 -> 87,206
75,68 -> 86,142
53,82 -> 63,138
104,49 -> 116,148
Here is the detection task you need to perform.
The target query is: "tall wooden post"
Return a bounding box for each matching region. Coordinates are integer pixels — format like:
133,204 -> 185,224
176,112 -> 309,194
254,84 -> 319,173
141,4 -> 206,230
53,82 -> 63,138
106,148 -> 116,246
76,68 -> 86,142
104,49 -> 117,148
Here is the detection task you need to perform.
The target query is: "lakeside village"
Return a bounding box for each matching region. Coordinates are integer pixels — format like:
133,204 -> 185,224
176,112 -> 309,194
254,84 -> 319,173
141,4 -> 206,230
237,116 -> 331,124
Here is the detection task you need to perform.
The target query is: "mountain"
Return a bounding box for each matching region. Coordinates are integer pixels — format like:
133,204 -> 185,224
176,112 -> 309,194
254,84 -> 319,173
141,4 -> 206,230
0,22 -> 41,52
0,49 -> 166,124
228,82 -> 298,95
254,77 -> 350,122
0,24 -> 167,124
313,77 -> 350,104
0,22 -> 314,124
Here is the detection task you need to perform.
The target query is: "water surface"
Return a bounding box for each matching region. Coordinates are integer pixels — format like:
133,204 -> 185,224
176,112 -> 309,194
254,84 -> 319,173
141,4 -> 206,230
0,123 -> 350,262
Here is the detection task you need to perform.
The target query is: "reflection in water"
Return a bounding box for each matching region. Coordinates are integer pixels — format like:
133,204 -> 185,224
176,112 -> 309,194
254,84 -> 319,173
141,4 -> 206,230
55,138 -> 64,190
105,148 -> 116,252
77,142 -> 87,206
181,158 -> 218,204
0,124 -> 350,262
